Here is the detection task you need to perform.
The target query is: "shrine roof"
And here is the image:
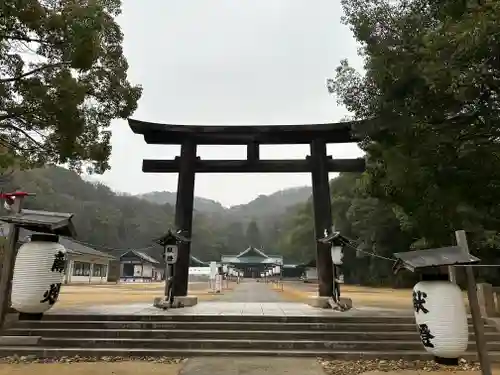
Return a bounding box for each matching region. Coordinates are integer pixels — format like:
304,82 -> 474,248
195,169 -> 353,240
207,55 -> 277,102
0,209 -> 76,237
190,255 -> 207,266
128,118 -> 368,145
120,250 -> 160,264
4,226 -> 115,260
236,246 -> 269,258
393,246 -> 480,273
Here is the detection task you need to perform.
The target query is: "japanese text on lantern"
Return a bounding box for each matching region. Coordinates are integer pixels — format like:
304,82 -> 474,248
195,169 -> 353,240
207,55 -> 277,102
413,290 -> 429,314
418,323 -> 435,348
40,283 -> 61,305
51,251 -> 66,273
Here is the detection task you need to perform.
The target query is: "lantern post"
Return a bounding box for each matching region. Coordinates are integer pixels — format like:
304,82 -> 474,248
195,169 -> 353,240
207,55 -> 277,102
153,229 -> 191,309
0,192 -> 26,328
0,200 -> 76,327
318,229 -> 345,304
393,243 -> 490,374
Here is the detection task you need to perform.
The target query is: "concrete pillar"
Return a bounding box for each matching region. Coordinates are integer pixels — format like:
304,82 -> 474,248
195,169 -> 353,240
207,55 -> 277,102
89,263 -> 93,284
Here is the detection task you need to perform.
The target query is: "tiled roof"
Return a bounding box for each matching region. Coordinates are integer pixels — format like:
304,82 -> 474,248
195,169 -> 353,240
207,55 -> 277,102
0,224 -> 115,260
120,250 -> 160,264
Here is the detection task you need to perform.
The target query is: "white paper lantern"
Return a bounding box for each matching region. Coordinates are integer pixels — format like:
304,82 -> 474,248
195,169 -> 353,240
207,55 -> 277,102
413,280 -> 468,358
331,246 -> 343,265
275,265 -> 281,274
12,234 -> 67,314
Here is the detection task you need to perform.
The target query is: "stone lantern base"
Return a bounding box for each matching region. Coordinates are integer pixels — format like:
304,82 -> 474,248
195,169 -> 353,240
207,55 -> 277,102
153,295 -> 198,309
307,296 -> 353,310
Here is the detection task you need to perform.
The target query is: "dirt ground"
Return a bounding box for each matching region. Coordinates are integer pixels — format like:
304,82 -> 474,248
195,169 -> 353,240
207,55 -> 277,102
0,361 -> 182,375
276,281 -> 473,310
53,281 -> 218,308
275,281 -> 413,309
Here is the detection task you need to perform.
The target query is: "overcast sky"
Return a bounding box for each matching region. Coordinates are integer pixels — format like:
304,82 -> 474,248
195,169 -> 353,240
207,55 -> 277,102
95,0 -> 364,207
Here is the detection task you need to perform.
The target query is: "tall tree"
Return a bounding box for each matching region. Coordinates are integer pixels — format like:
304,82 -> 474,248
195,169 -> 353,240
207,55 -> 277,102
0,0 -> 142,173
276,174 -> 418,287
245,220 -> 262,248
330,0 -> 500,245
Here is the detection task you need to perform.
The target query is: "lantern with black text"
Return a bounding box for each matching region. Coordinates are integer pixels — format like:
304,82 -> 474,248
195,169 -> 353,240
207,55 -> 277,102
12,234 -> 67,314
164,245 -> 178,264
413,280 -> 468,358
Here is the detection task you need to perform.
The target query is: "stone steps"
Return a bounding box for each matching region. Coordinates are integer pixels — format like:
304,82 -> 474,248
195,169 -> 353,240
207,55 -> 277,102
37,314 -> 472,324
20,337 -> 500,351
11,320 -> 497,332
7,328 -> 500,341
2,314 -> 498,361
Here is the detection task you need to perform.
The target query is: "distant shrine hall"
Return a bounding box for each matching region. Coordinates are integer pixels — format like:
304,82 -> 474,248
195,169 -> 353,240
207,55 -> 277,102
221,246 -> 304,279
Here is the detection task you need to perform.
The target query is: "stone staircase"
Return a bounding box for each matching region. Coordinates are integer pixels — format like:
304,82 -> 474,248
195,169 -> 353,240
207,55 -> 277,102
2,314 -> 500,360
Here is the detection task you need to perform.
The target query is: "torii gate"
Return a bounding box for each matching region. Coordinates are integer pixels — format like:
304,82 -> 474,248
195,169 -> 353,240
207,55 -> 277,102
128,119 -> 366,299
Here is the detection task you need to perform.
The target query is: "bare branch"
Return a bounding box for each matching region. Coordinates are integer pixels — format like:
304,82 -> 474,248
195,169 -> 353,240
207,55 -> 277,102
0,123 -> 45,149
0,62 -> 71,83
0,34 -> 53,45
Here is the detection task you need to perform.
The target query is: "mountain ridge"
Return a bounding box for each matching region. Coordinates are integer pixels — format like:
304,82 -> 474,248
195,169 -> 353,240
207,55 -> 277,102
136,186 -> 312,217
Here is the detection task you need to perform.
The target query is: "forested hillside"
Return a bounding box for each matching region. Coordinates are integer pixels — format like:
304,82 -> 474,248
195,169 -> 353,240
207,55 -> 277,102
4,165 -> 500,287
3,166 -> 306,262
137,191 -> 226,214
137,186 -> 311,220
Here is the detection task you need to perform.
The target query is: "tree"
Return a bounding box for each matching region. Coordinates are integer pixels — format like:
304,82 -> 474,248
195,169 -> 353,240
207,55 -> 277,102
0,0 -> 142,173
223,221 -> 246,253
245,220 -> 262,248
276,173 -> 418,287
330,0 -> 500,245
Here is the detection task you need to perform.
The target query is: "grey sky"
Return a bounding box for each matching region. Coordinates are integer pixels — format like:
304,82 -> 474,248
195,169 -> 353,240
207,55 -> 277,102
96,0 -> 364,207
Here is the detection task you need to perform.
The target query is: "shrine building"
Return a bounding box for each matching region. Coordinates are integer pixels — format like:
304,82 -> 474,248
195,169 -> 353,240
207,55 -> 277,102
221,247 -> 283,278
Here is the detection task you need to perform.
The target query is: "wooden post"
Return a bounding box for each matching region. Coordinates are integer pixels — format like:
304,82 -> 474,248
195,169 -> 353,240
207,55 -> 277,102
172,140 -> 197,297
0,195 -> 23,329
309,139 -> 334,297
247,142 -> 259,162
162,241 -> 172,300
455,230 -> 491,375
448,265 -> 457,284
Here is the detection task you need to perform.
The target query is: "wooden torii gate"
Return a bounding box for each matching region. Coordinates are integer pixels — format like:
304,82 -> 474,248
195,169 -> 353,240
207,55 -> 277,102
128,119 -> 366,299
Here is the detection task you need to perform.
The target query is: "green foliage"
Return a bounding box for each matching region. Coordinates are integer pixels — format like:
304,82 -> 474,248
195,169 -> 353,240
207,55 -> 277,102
5,166 -> 307,263
245,220 -> 262,248
330,0 -> 500,247
0,0 -> 142,173
277,173 -> 418,287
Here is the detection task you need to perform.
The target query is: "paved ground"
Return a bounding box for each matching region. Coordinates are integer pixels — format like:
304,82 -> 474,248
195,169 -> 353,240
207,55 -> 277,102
179,357 -> 326,375
46,279 -> 411,317
216,279 -> 287,302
